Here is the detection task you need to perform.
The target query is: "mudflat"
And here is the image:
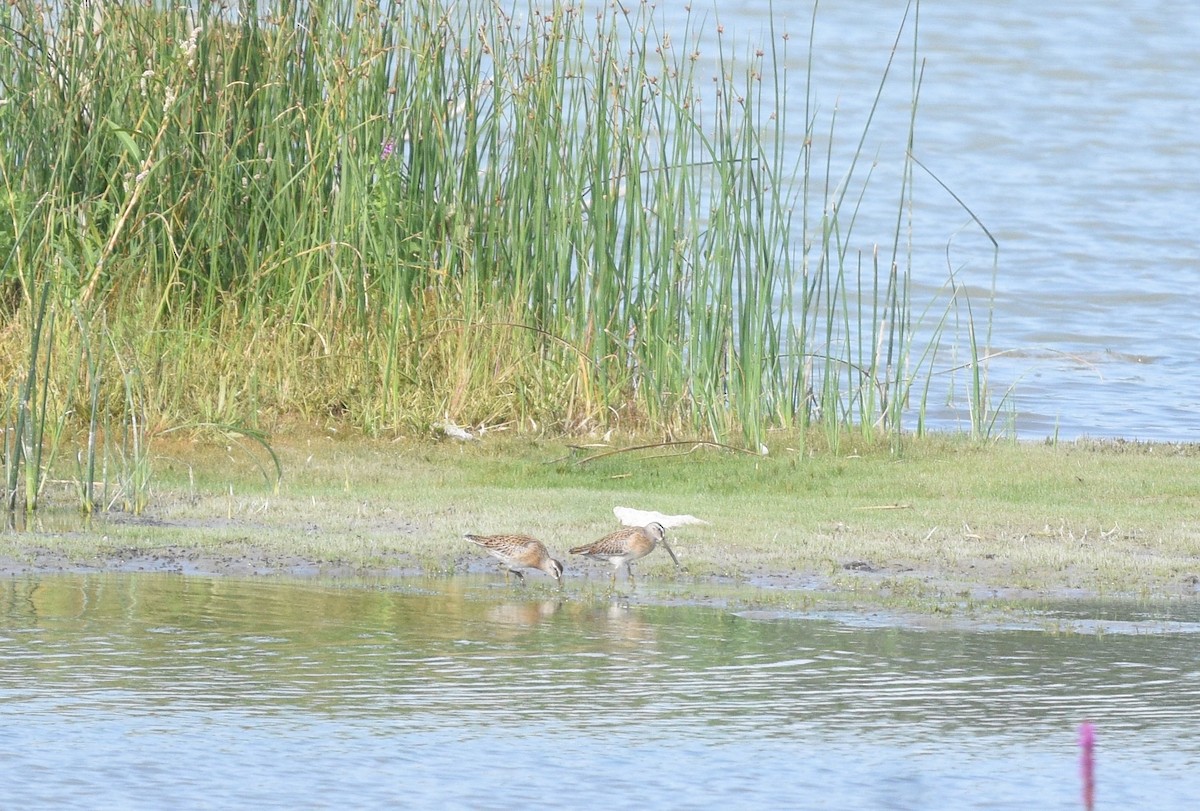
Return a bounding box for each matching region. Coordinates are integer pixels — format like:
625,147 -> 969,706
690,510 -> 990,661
4,434 -> 1199,606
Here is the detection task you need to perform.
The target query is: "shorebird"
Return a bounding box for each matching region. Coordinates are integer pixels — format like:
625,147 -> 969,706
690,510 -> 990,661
464,533 -> 564,587
569,522 -> 679,587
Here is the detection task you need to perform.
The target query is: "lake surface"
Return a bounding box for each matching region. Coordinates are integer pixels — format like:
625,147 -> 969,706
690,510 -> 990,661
665,1 -> 1200,441
2,573 -> 1199,809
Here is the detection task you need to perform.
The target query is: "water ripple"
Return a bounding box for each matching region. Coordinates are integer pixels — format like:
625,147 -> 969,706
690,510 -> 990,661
3,574 -> 1199,808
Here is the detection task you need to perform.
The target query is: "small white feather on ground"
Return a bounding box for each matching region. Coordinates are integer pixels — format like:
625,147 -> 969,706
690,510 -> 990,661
432,418 -> 477,441
613,506 -> 710,528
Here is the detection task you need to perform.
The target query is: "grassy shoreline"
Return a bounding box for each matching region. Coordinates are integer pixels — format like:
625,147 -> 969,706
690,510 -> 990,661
4,433 -> 1198,607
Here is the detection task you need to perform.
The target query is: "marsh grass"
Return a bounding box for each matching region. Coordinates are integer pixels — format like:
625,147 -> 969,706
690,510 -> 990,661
1,0 -> 999,516
4,281 -> 55,512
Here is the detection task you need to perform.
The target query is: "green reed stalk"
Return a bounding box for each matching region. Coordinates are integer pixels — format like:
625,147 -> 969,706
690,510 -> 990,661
115,352 -> 150,515
75,308 -> 103,514
7,281 -> 51,512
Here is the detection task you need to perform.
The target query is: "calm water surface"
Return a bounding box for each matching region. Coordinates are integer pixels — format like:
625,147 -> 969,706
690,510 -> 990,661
2,574 -> 1198,808
667,1 -> 1200,440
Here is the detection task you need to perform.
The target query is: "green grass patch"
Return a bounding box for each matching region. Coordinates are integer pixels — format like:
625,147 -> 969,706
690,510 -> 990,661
6,434 -> 1199,605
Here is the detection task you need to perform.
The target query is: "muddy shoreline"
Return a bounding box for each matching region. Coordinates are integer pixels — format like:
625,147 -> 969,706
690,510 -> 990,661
5,537 -> 1193,607
4,435 -> 1199,607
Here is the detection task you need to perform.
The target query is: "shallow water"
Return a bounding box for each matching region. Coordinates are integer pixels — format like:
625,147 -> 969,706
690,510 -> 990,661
663,1 -> 1200,441
2,574 -> 1198,808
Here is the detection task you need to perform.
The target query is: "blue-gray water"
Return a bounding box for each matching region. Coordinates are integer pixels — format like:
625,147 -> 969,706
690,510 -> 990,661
2,574 -> 1199,809
666,1 -> 1200,441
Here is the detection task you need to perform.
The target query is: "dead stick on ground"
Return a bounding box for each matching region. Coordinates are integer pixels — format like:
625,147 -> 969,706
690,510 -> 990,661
570,440 -> 760,466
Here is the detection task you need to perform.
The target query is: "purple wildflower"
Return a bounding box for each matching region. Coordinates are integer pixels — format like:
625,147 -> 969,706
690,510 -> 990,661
381,139 -> 396,160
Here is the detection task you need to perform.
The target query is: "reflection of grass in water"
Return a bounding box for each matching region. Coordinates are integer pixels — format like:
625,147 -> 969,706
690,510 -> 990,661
9,433 -> 1200,603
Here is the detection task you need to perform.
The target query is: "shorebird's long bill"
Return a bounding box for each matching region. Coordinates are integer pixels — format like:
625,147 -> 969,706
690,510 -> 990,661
661,537 -> 681,567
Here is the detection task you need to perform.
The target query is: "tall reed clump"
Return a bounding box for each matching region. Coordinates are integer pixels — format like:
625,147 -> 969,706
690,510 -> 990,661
3,282 -> 54,513
0,0 -> 992,481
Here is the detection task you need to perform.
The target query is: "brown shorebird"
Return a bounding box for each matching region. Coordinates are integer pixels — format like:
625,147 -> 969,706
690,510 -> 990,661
569,522 -> 679,587
464,533 -> 564,587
